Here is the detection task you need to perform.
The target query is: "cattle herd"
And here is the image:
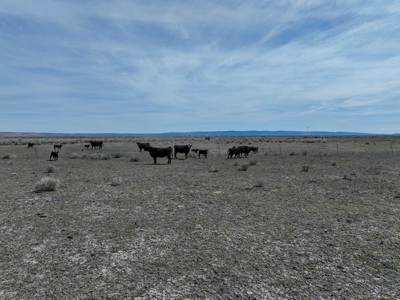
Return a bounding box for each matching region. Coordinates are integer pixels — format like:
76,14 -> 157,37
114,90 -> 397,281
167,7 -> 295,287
25,139 -> 258,164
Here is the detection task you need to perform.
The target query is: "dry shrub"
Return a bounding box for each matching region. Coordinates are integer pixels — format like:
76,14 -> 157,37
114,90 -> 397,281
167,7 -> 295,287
35,177 -> 60,192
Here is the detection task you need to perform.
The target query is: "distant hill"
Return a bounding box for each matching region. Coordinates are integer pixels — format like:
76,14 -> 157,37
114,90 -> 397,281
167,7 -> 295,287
0,130 -> 382,137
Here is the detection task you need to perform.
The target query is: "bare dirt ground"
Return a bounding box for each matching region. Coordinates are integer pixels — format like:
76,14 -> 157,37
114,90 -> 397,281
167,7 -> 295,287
1,135 -> 400,299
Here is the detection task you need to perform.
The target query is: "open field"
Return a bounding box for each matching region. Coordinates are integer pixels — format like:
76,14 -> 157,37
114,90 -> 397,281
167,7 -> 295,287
1,135 -> 400,299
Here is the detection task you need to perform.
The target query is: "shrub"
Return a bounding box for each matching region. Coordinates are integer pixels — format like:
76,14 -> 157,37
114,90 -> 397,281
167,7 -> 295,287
331,162 -> 337,166
46,164 -> 56,173
112,153 -> 123,158
239,163 -> 249,171
2,153 -> 17,159
233,162 -> 239,166
89,153 -> 101,160
302,165 -> 309,172
254,180 -> 265,188
209,165 -> 219,172
110,177 -> 124,186
130,156 -> 140,162
100,154 -> 110,160
70,152 -> 81,159
35,177 -> 60,192
303,151 -> 307,156
249,159 -> 257,166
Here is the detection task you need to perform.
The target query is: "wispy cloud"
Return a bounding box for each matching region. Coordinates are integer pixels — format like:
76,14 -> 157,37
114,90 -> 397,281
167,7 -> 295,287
1,0 -> 399,133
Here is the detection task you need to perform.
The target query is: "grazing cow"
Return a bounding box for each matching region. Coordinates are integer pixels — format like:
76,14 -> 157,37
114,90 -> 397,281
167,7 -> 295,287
227,146 -> 257,158
50,151 -> 59,161
227,147 -> 241,159
54,144 -> 62,150
137,142 -> 150,152
191,149 -> 198,153
89,141 -> 103,149
174,144 -> 192,159
84,144 -> 90,149
28,142 -> 35,148
236,146 -> 251,158
144,145 -> 172,164
205,136 -> 210,140
250,146 -> 258,154
198,149 -> 208,158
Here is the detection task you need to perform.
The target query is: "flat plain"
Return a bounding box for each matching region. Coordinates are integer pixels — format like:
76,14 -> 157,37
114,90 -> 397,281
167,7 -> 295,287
1,135 -> 400,299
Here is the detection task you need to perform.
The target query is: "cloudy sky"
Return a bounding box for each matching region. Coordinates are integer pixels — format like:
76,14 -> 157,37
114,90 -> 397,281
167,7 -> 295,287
1,1 -> 399,134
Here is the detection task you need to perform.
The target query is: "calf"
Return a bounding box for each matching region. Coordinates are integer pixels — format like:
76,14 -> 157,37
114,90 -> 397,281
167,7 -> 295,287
174,144 -> 192,159
50,151 -> 59,161
28,142 -> 35,148
54,144 -> 62,150
198,149 -> 208,158
84,144 -> 90,149
137,142 -> 150,152
144,145 -> 172,164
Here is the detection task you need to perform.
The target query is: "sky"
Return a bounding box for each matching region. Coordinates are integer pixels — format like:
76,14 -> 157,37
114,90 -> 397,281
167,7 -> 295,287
1,1 -> 399,134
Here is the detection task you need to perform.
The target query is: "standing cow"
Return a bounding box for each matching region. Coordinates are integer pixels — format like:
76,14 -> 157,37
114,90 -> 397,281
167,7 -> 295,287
89,141 -> 104,149
50,151 -> 59,161
174,145 -> 192,159
144,145 -> 172,164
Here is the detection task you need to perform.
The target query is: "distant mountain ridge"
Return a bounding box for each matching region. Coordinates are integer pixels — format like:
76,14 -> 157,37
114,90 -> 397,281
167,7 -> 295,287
0,130 -> 383,137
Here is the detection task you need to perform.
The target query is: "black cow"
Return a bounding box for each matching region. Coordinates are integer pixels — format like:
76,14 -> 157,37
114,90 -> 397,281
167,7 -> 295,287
89,141 -> 103,149
50,151 -> 59,161
227,147 -> 241,159
250,146 -> 258,154
174,144 -> 192,159
28,142 -> 35,148
198,149 -> 208,158
236,146 -> 251,158
54,144 -> 62,150
144,145 -> 172,164
84,144 -> 90,149
137,142 -> 150,152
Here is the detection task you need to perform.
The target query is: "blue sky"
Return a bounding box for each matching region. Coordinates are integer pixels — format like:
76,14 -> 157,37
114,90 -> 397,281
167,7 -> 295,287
1,1 -> 399,134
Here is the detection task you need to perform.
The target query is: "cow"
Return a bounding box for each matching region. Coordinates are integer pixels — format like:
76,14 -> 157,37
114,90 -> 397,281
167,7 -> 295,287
28,142 -> 35,148
227,147 -> 241,159
89,141 -> 103,149
50,151 -> 59,161
198,149 -> 208,158
54,144 -> 62,150
174,144 -> 192,159
191,149 -> 199,153
137,142 -> 150,152
236,146 -> 251,158
144,145 -> 172,164
250,146 -> 258,154
205,136 -> 210,140
84,144 -> 90,149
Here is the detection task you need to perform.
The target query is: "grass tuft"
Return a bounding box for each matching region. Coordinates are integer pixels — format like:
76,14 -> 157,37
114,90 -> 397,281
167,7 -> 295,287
130,156 -> 140,162
209,165 -> 219,172
35,177 -> 60,192
70,152 -> 81,159
2,153 -> 17,159
239,163 -> 249,171
46,164 -> 56,173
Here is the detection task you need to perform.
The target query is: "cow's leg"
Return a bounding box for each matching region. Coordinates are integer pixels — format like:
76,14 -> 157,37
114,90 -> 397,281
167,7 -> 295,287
167,155 -> 171,164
